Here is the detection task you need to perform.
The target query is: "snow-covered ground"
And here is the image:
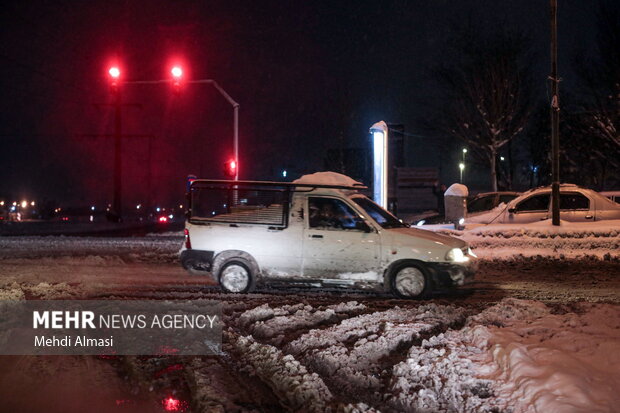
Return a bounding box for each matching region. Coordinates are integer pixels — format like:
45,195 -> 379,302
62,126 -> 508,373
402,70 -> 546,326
217,298 -> 620,412
0,228 -> 618,412
386,298 -> 620,413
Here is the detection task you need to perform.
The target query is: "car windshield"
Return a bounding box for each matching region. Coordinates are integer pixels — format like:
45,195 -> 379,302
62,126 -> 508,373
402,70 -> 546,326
468,195 -> 495,213
351,196 -> 407,229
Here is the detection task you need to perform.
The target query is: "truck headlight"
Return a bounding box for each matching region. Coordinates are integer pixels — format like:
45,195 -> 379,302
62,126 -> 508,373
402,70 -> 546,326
446,248 -> 469,263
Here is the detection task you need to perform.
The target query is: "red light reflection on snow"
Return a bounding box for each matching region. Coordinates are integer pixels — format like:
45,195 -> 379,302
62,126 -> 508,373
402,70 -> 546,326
158,345 -> 180,354
162,396 -> 188,412
154,363 -> 183,379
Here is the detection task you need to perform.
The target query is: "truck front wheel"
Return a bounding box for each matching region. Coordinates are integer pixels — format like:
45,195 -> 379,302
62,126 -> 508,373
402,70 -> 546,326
390,262 -> 431,299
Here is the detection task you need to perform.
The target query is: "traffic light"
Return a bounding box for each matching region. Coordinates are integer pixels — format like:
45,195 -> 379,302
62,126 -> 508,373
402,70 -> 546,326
171,66 -> 182,79
171,66 -> 182,93
108,66 -> 121,93
108,66 -> 120,88
224,159 -> 237,178
109,66 -> 120,79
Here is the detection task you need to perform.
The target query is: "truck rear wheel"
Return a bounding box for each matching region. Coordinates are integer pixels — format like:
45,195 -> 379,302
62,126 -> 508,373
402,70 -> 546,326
390,262 -> 431,299
218,260 -> 255,293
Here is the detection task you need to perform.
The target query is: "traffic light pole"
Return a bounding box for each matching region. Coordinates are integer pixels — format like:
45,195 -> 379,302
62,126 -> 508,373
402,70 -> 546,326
191,80 -> 239,181
550,0 -> 560,226
113,86 -> 123,219
125,78 -> 240,180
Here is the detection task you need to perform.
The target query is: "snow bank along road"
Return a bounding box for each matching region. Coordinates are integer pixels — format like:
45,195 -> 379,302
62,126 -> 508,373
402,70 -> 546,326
0,231 -> 618,412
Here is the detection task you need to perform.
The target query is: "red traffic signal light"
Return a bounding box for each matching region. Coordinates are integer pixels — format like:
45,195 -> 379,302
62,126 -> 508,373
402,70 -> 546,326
108,66 -> 121,89
108,67 -> 120,79
171,66 -> 183,79
224,160 -> 237,177
171,66 -> 183,92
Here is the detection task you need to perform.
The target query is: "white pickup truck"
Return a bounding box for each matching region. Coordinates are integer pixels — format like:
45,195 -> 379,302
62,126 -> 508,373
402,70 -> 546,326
180,172 -> 476,298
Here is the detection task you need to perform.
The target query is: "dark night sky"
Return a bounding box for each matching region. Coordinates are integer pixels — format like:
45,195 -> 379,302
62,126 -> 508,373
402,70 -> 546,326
0,0 -> 597,208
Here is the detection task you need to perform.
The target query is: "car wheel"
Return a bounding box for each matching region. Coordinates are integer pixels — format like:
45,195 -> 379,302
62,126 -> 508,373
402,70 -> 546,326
218,260 -> 255,293
390,262 -> 431,299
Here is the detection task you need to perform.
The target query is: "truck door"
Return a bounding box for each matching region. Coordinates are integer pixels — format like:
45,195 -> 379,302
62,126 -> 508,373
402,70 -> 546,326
302,196 -> 381,280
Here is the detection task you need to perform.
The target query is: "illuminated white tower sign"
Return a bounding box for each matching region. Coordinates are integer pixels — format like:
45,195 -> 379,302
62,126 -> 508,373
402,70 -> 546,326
370,121 -> 388,208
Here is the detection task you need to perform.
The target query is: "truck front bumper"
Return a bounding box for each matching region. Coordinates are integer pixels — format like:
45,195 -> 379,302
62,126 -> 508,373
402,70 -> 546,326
426,261 -> 477,288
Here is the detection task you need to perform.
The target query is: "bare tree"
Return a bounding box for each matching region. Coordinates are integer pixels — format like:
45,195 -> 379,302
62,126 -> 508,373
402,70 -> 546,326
573,1 -> 619,150
434,25 -> 534,191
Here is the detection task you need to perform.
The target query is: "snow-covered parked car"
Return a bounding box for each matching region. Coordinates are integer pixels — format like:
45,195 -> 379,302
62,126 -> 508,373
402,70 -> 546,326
180,172 -> 476,298
466,184 -> 620,224
600,191 -> 620,204
467,191 -> 520,215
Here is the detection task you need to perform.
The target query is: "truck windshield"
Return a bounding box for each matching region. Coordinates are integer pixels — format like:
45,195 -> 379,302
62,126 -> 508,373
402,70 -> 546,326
351,196 -> 407,229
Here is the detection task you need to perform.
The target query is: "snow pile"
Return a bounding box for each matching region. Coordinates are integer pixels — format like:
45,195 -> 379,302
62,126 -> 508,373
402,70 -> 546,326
286,304 -> 467,406
293,172 -> 364,187
444,183 -> 468,197
0,236 -> 181,262
230,332 -> 334,412
427,219 -> 620,261
387,299 -> 620,413
238,302 -> 366,346
26,282 -> 75,299
339,403 -> 381,412
387,329 -> 492,412
0,282 -> 25,300
0,282 -> 74,300
475,300 -> 620,413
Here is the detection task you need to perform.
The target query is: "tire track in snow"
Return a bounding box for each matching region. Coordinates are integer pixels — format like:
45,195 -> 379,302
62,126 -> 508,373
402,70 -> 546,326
281,304 -> 470,410
235,301 -> 369,347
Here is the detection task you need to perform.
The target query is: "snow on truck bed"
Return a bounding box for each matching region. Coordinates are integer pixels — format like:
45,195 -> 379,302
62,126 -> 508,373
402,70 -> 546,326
293,171 -> 364,187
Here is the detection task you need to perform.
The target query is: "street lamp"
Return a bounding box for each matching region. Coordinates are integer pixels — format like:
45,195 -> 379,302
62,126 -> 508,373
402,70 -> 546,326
459,162 -> 465,183
370,121 -> 388,208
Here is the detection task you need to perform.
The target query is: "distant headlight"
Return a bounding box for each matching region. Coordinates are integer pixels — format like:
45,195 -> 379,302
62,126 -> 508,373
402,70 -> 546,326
446,247 -> 469,263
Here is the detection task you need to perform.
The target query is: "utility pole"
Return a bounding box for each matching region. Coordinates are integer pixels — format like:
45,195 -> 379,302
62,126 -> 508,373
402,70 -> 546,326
113,85 -> 122,219
79,102 -> 153,223
550,0 -> 561,226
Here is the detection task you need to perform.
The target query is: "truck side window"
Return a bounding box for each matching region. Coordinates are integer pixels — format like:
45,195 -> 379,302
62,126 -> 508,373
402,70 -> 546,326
308,197 -> 359,230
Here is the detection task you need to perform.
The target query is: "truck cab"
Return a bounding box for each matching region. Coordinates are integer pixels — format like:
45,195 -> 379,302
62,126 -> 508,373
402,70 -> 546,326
181,172 -> 476,298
